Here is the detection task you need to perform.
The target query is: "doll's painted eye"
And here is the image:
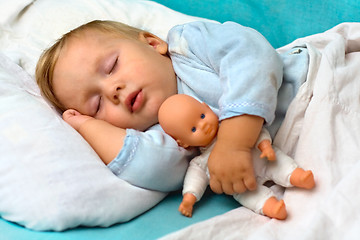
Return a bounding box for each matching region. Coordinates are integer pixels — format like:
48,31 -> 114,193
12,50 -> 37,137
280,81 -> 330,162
192,127 -> 197,132
201,114 -> 205,119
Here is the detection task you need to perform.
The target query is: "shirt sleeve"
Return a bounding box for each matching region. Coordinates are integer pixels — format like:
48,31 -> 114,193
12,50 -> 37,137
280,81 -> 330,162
169,21 -> 283,125
107,125 -> 193,192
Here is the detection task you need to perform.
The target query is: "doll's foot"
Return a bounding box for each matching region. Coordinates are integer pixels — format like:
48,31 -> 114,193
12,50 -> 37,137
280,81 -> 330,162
178,201 -> 194,218
262,197 -> 287,220
290,168 -> 315,189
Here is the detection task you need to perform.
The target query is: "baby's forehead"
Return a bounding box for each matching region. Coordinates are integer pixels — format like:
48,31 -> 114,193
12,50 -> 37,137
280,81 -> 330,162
63,30 -> 120,53
71,28 -> 117,41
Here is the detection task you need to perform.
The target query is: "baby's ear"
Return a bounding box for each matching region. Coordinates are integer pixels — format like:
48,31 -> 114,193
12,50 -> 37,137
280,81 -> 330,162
176,139 -> 189,148
138,32 -> 168,55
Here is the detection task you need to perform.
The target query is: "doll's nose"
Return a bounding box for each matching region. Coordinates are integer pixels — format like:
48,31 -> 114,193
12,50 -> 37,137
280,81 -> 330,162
199,121 -> 211,133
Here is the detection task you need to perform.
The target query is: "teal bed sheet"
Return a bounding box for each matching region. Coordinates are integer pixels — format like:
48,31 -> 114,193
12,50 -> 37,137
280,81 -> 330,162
1,0 -> 359,239
154,0 -> 359,48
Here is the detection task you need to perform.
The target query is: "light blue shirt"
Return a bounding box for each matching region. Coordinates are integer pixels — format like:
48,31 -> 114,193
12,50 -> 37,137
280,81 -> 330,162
169,21 -> 308,137
108,21 -> 308,192
168,21 -> 283,126
108,124 -> 194,192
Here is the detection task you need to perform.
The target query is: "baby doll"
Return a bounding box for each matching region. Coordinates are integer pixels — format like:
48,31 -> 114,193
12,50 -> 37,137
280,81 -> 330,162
158,94 -> 315,220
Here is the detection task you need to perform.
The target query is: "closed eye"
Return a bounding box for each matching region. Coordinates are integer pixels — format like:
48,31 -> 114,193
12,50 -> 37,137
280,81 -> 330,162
109,58 -> 118,74
96,96 -> 102,114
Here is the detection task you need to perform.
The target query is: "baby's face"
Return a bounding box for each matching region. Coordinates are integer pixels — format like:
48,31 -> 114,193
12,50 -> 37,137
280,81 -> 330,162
53,30 -> 176,131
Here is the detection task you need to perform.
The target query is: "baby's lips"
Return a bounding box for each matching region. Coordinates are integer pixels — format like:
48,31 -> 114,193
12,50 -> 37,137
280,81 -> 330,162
125,90 -> 143,112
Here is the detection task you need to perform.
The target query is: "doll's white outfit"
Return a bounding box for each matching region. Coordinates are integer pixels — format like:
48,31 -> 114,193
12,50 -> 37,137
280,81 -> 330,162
182,128 -> 298,215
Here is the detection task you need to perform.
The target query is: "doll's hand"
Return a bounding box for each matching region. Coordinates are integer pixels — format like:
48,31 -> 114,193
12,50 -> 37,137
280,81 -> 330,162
258,140 -> 276,161
208,143 -> 257,195
62,109 -> 94,131
260,148 -> 276,161
178,193 -> 197,217
259,148 -> 276,161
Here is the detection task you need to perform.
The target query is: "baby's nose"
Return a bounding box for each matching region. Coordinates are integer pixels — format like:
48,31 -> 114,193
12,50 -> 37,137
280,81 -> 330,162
104,84 -> 121,103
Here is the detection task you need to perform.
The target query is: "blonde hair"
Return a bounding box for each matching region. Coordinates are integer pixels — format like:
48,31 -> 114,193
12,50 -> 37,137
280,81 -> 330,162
35,20 -> 145,112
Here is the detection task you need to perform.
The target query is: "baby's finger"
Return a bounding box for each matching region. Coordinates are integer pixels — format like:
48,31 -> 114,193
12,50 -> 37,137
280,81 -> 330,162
233,181 -> 246,194
244,175 -> 257,191
221,182 -> 236,195
71,109 -> 81,116
209,178 -> 223,194
62,109 -> 78,118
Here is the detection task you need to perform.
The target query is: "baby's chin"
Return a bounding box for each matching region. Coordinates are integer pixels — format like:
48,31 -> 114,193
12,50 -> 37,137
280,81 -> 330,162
134,118 -> 159,132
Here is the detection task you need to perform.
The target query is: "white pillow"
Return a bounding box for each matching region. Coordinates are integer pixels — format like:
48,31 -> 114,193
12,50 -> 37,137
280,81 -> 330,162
1,0 -> 205,76
0,0 -> 203,231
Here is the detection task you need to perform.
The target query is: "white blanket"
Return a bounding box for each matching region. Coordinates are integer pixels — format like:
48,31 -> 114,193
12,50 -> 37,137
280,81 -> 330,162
161,22 -> 360,240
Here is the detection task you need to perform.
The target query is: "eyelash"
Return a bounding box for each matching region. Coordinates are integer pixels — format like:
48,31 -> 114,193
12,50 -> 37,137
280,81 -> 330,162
109,58 -> 118,74
96,96 -> 102,113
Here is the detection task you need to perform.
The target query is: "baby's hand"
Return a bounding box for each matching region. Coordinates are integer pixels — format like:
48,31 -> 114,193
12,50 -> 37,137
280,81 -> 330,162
208,143 -> 257,195
62,109 -> 93,131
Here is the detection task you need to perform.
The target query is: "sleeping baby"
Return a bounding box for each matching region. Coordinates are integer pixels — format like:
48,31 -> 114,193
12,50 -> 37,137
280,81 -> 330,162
36,19 -> 309,196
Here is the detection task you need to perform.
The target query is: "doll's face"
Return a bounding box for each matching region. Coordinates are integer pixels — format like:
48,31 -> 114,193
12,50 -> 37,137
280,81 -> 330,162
158,95 -> 218,148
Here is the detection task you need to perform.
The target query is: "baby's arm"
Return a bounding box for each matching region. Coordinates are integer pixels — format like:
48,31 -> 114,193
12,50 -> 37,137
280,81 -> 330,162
208,114 -> 263,195
63,109 -> 125,164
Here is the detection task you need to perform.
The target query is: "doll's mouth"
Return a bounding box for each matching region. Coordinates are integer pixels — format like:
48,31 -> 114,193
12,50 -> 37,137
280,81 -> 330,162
206,124 -> 218,137
125,90 -> 143,113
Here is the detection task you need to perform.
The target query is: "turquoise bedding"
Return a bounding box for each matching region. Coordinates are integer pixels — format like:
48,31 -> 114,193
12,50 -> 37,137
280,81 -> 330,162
1,0 -> 359,239
155,0 -> 359,49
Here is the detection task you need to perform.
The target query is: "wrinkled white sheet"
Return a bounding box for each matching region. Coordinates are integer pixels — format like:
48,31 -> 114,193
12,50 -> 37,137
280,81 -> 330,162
161,22 -> 360,240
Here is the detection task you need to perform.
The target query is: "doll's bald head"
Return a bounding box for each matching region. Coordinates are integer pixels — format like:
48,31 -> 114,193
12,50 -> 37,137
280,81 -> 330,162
158,94 -> 218,148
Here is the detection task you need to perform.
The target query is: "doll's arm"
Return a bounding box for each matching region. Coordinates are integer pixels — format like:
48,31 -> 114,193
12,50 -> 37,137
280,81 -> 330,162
179,149 -> 211,217
63,109 -> 125,165
179,193 -> 197,217
207,114 -> 263,195
257,128 -> 276,161
258,140 -> 276,161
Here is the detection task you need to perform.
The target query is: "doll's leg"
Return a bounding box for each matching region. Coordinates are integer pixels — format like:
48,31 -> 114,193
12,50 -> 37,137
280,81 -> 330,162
262,197 -> 287,220
233,185 -> 287,220
290,168 -> 315,189
265,146 -> 314,189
